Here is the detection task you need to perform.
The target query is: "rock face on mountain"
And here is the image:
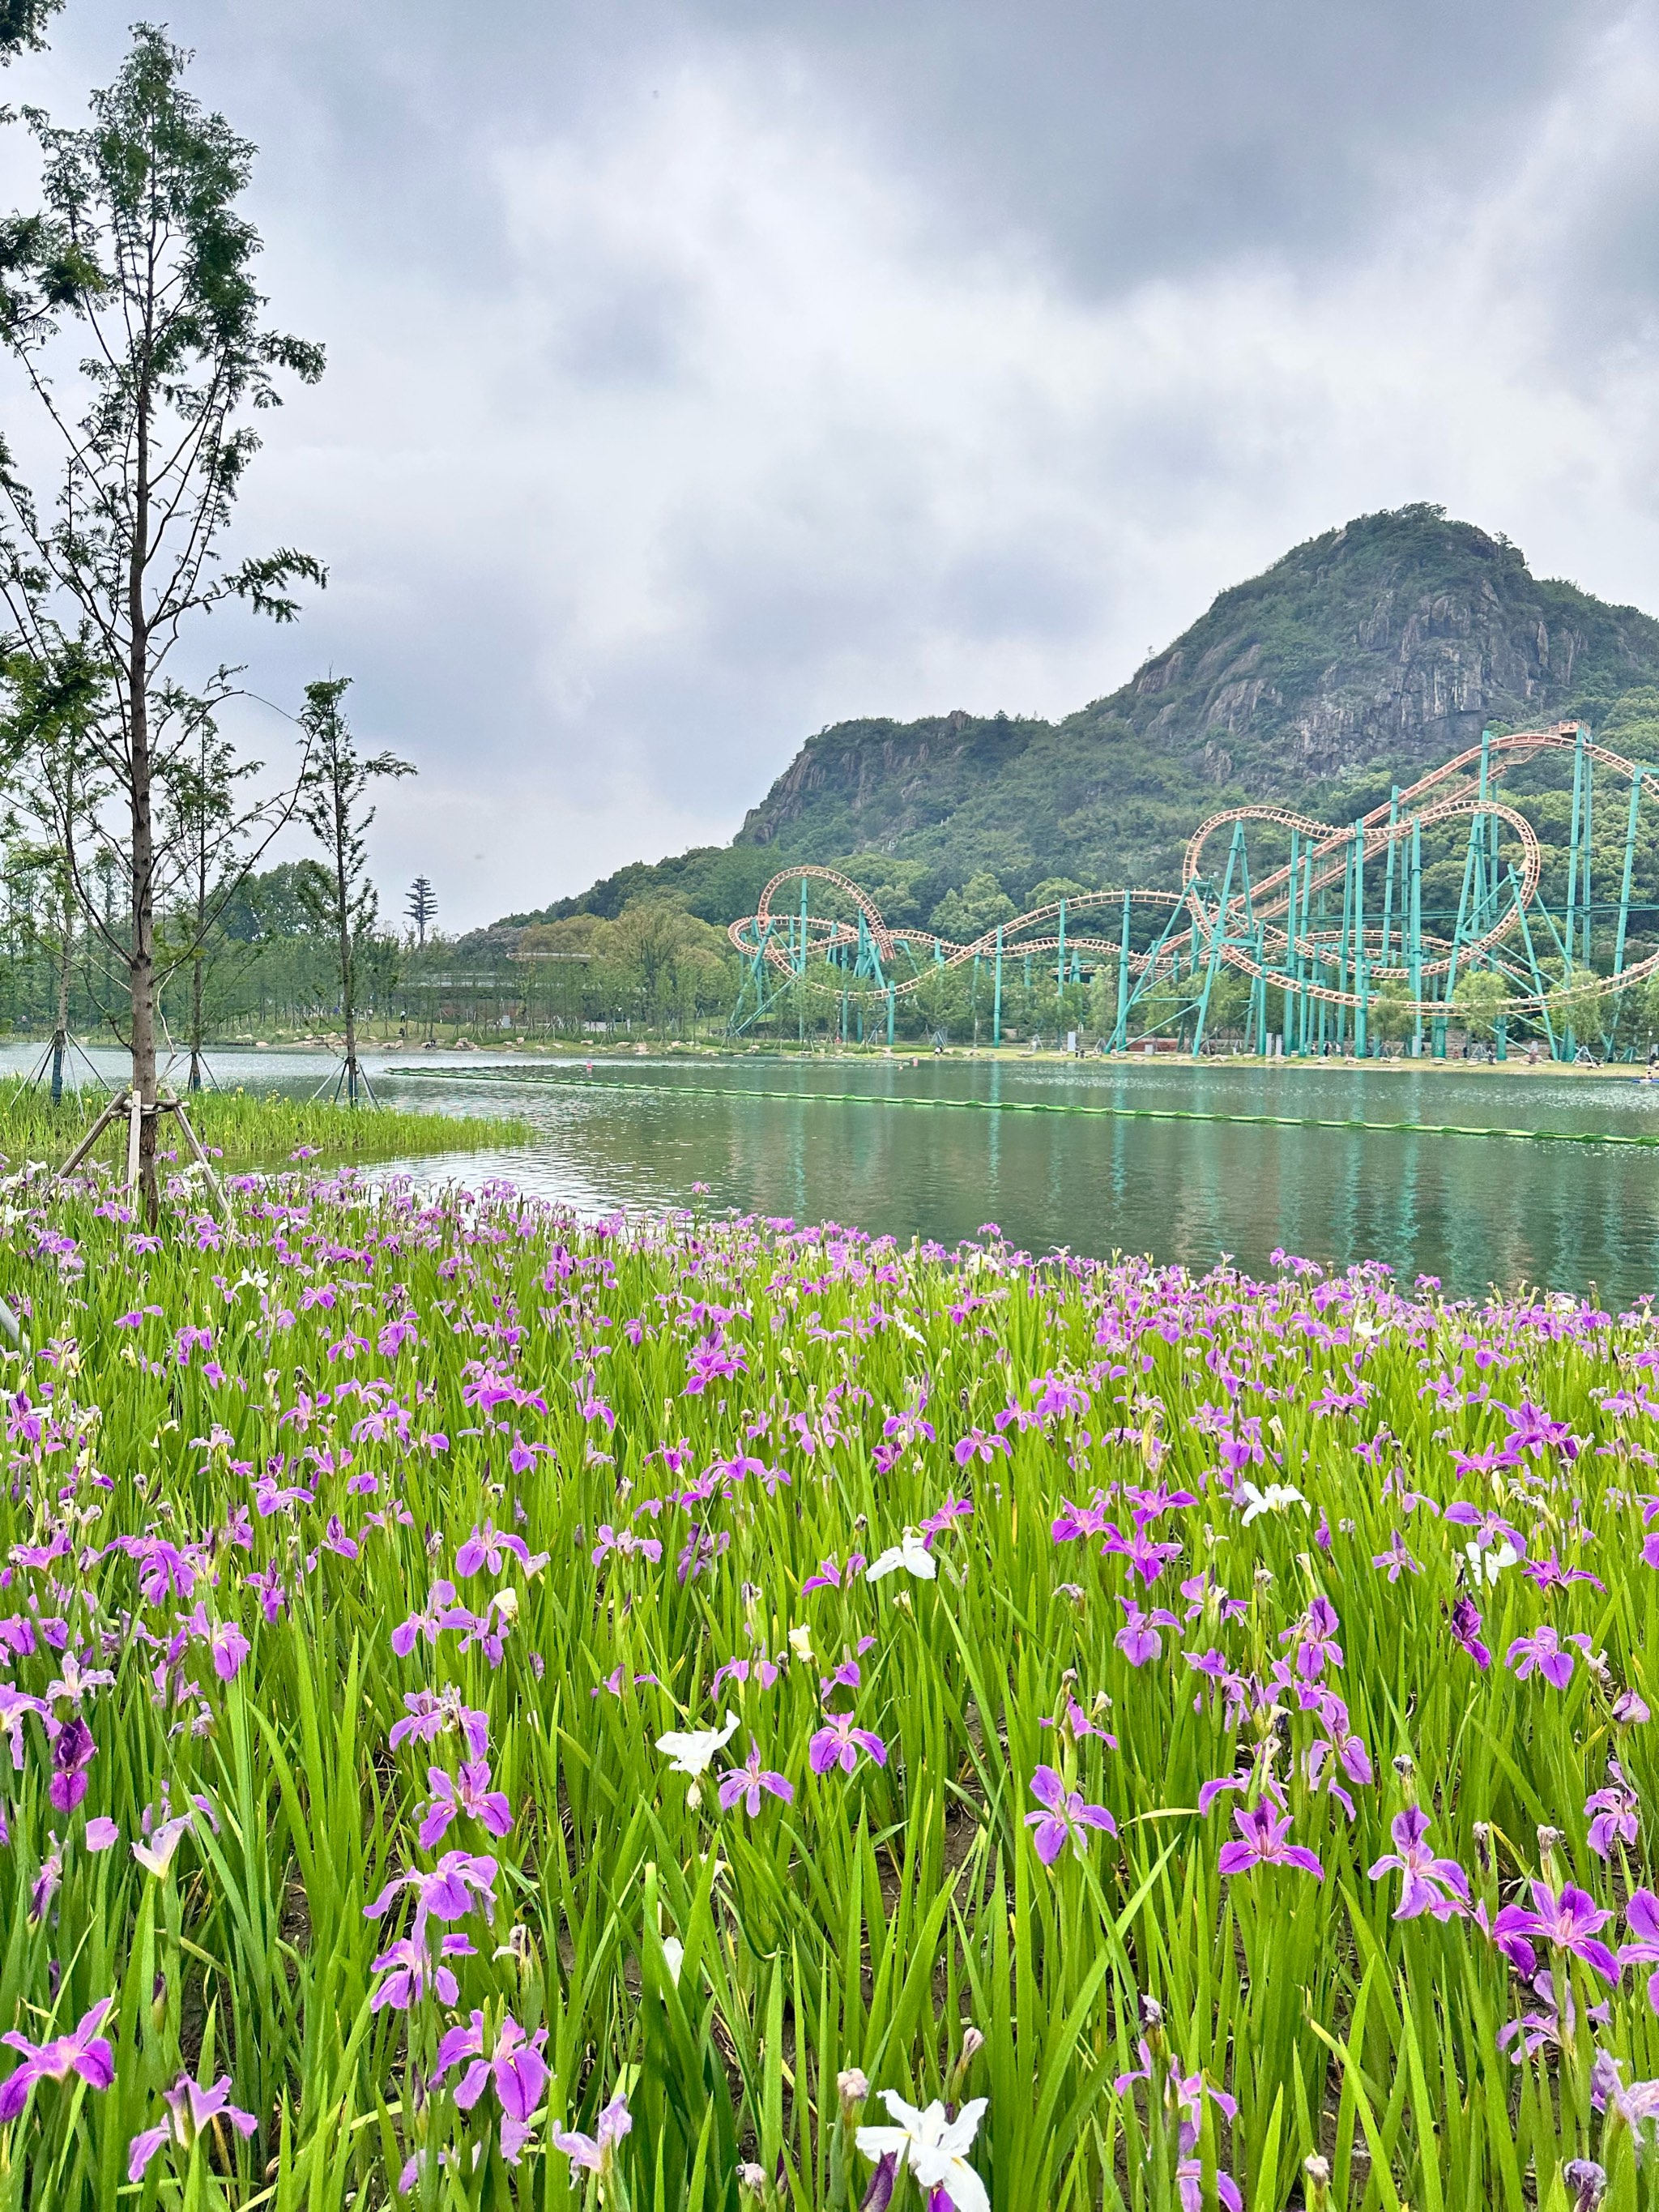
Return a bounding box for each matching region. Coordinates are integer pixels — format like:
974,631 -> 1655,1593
518,506 -> 1659,929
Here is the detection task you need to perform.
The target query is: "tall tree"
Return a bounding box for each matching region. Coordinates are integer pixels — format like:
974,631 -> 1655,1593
156,684 -> 259,1091
0,643 -> 109,1099
0,0 -> 59,62
0,27 -> 324,1214
405,873 -> 436,948
295,677 -> 414,1104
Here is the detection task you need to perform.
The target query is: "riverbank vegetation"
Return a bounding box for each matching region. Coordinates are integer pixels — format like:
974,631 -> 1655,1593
0,1087 -> 531,1170
0,1176 -> 1654,2206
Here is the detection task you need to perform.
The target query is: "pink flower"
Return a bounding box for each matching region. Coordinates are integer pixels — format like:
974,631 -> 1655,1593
717,1747 -> 794,1817
435,2010 -> 549,2159
0,1996 -> 116,2121
1025,1766 -> 1116,1864
128,2069 -> 258,2181
1217,1803 -> 1323,1881
808,1713 -> 887,1776
1367,1808 -> 1469,1919
416,1761 -> 514,1850
1505,1625 -> 1574,1689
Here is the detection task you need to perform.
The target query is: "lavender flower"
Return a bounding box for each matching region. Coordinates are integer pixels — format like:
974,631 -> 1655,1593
1024,1766 -> 1116,1864
0,1997 -> 116,2121
1367,1808 -> 1469,1919
1505,1625 -> 1575,1689
553,2090 -> 633,2180
128,2069 -> 258,2181
435,2009 -> 549,2161
718,1746 -> 794,1816
1217,1803 -> 1323,1881
809,1713 -> 888,1776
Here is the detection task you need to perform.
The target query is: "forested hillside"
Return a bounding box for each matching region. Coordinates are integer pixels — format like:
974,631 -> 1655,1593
508,505 -> 1659,940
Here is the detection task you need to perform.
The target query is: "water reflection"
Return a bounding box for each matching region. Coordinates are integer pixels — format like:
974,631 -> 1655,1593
6,1044 -> 1657,1303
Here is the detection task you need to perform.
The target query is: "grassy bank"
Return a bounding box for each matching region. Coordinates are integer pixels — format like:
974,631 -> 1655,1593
0,1176 -> 1652,2206
0,1083 -> 532,1168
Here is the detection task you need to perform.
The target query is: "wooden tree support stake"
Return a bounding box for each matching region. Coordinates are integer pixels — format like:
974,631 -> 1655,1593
162,1095 -> 231,1219
48,1088 -> 133,1190
44,1088 -> 231,1221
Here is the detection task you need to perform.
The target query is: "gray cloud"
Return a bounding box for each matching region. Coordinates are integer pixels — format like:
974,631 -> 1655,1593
1,2 -> 1657,924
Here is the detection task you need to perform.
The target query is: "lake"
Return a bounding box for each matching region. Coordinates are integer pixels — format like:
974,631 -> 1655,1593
15,1043 -> 1652,1305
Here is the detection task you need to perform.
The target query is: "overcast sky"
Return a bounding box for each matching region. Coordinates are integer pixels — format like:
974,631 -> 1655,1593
6,0 -> 1659,927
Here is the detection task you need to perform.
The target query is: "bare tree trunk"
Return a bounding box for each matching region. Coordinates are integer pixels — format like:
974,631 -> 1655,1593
189,953 -> 203,1091
50,897 -> 70,1105
129,385 -> 159,1221
336,797 -> 357,1106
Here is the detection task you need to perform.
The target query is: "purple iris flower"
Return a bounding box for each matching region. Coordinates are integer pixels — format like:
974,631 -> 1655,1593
1505,1625 -> 1575,1689
365,1850 -> 498,1938
1367,1808 -> 1469,1919
1024,1766 -> 1116,1864
416,1761 -> 514,1849
1282,1596 -> 1343,1681
1585,1767 -> 1640,1860
455,1521 -> 532,1578
435,2010 -> 549,2161
0,1997 -> 116,2121
808,1715 -> 887,1776
553,2091 -> 633,2177
1115,1598 -> 1179,1668
1619,1890 -> 1659,2010
1449,1595 -> 1491,1669
1115,2033 -> 1243,2208
390,1581 -> 460,1658
718,1747 -> 794,1816
1497,1881 -> 1621,1985
369,1929 -> 479,2013
1216,1804 -> 1323,1881
48,1715 -> 96,1813
1371,1531 -> 1421,1581
128,2071 -> 258,2180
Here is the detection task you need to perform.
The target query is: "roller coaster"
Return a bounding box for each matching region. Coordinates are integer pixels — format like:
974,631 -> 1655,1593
726,723 -> 1659,1059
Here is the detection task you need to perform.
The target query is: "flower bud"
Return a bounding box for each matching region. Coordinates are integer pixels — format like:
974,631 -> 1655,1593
1303,2153 -> 1332,2209
1472,1821 -> 1492,1880
948,2025 -> 985,2099
836,2069 -> 868,2126
1563,2159 -> 1607,2212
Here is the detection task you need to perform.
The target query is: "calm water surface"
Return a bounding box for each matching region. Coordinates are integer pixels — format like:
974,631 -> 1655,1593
14,1045 -> 1659,1304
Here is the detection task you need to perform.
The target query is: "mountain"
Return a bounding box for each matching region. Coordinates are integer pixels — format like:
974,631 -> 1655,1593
502,505 -> 1659,936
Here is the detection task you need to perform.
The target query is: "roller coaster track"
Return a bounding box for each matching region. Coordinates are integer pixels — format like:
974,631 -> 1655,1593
727,723 -> 1659,1041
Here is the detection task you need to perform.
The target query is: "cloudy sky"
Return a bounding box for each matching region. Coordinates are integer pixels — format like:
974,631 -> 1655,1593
5,0 -> 1659,926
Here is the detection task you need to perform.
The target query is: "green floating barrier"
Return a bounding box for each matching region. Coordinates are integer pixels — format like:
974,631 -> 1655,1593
405,1068 -> 1659,1149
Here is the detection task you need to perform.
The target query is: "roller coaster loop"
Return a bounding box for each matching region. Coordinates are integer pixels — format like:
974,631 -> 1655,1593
725,723 -> 1659,1061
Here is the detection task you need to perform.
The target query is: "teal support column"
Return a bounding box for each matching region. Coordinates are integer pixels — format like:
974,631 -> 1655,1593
1582,752 -> 1594,973
1565,728 -> 1585,1060
1410,820 -> 1424,1057
993,924 -> 1003,1045
1282,829 -> 1299,1053
1299,846 -> 1316,1054
886,985 -> 894,1047
1056,898 -> 1066,1002
1192,825 -> 1243,1055
1612,767 -> 1645,1049
1353,818 -> 1367,1057
799,877 -> 809,1045
1379,788 -> 1399,969
1115,890 -> 1131,1050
